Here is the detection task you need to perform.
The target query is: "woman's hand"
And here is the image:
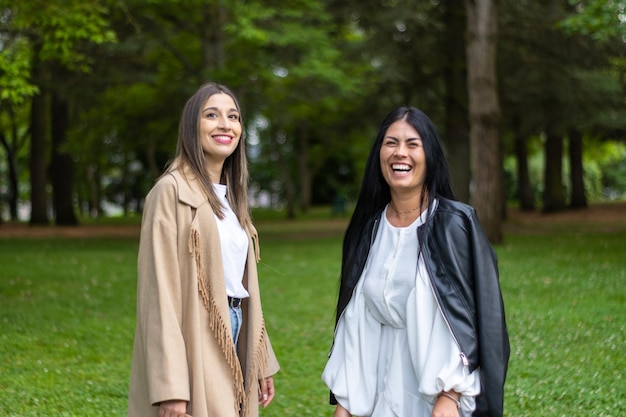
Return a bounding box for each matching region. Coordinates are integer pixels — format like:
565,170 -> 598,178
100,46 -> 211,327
432,391 -> 460,417
333,404 -> 351,417
258,376 -> 275,408
159,399 -> 189,417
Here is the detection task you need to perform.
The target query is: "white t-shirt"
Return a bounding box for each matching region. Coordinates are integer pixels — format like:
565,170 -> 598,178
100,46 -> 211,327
213,184 -> 249,299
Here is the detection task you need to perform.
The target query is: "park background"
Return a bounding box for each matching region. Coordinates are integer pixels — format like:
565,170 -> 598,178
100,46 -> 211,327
1,1 -> 625,416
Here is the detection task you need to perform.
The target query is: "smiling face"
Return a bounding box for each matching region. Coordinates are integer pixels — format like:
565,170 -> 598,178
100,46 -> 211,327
379,118 -> 427,197
200,93 -> 242,168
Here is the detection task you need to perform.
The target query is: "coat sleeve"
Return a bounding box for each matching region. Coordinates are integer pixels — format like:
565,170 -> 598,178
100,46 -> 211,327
468,210 -> 510,417
136,179 -> 191,405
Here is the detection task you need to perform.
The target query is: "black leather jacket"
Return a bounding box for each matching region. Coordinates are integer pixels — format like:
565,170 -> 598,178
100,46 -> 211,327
335,198 -> 510,417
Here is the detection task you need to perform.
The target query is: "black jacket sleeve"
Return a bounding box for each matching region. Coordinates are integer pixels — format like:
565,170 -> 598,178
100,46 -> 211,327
468,209 -> 510,417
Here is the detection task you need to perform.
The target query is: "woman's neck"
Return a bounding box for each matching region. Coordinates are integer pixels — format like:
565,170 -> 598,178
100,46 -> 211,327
386,192 -> 427,227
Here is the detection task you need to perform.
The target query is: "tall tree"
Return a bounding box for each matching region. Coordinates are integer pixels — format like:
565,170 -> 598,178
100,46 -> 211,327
465,0 -> 503,243
559,0 -> 626,206
499,0 -> 622,212
50,92 -> 77,224
2,0 -> 116,224
543,124 -> 567,212
28,43 -> 48,224
541,0 -> 568,212
229,0 -> 368,216
443,1 -> 470,202
512,117 -> 535,210
0,22 -> 36,221
568,128 -> 587,208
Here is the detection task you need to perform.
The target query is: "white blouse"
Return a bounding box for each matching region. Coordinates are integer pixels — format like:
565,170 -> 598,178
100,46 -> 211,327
322,201 -> 480,417
213,184 -> 249,299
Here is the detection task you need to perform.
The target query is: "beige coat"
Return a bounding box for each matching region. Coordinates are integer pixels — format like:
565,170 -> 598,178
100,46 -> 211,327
128,169 -> 279,417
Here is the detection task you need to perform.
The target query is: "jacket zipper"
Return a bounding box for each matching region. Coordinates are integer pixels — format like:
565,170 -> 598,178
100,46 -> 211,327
422,253 -> 469,366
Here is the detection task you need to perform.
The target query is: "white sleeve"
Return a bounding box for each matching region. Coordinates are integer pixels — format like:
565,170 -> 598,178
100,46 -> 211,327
407,259 -> 481,414
321,278 -> 382,417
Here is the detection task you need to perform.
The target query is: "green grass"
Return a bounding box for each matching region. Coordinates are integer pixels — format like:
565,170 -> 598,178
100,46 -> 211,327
0,239 -> 137,416
498,232 -> 625,416
0,216 -> 624,416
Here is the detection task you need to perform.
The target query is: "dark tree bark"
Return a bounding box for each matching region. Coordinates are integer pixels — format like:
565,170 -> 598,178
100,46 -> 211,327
86,164 -> 102,218
199,5 -> 227,72
465,0 -> 503,243
512,116 -> 534,211
541,0 -> 567,213
0,126 -> 20,220
514,136 -> 535,211
50,93 -> 78,225
542,125 -> 566,212
568,128 -> 587,209
29,45 -> 49,225
298,125 -> 312,213
444,1 -> 470,203
269,129 -> 296,219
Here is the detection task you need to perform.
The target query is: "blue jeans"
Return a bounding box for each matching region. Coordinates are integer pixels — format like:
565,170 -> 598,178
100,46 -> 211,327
229,305 -> 242,347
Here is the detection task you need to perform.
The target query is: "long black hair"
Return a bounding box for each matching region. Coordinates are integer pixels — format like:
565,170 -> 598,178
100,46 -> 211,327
335,106 -> 455,322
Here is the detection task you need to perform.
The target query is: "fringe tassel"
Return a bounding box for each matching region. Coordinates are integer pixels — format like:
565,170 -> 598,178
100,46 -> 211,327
253,234 -> 260,263
189,228 -> 246,413
241,323 -> 270,417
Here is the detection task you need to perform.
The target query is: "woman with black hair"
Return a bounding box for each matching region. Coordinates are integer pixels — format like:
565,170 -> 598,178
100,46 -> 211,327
322,107 -> 509,417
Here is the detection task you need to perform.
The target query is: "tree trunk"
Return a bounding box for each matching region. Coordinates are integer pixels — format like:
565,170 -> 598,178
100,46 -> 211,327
201,4 -> 227,72
0,131 -> 20,220
465,0 -> 503,243
29,45 -> 49,225
542,126 -> 566,212
444,1 -> 470,203
50,93 -> 78,225
298,125 -> 312,212
512,117 -> 534,211
84,164 -> 102,218
568,128 -> 587,208
269,129 -> 296,219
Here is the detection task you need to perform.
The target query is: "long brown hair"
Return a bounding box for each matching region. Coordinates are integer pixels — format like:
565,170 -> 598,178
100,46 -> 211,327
166,82 -> 253,233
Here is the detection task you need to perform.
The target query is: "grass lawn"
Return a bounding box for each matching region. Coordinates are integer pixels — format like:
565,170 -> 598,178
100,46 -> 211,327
0,206 -> 624,416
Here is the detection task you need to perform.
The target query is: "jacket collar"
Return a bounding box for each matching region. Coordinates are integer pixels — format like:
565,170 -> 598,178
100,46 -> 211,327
168,167 -> 210,209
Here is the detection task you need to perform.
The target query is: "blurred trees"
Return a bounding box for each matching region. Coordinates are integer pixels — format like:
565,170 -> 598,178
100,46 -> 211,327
0,0 -> 625,240
499,0 -> 626,214
1,0 -> 116,224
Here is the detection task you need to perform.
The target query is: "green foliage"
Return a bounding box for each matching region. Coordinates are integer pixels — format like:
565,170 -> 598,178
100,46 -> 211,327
1,214 -> 625,416
0,37 -> 39,104
560,0 -> 626,42
3,0 -> 117,72
2,0 -> 626,222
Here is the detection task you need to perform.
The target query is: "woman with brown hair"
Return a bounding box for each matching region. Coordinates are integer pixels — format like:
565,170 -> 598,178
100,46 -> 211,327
128,83 -> 279,417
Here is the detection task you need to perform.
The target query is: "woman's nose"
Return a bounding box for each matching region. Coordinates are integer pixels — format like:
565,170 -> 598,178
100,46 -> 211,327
393,143 -> 408,157
217,115 -> 230,130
